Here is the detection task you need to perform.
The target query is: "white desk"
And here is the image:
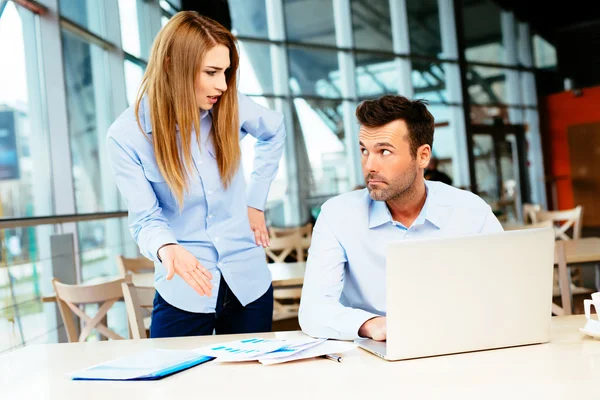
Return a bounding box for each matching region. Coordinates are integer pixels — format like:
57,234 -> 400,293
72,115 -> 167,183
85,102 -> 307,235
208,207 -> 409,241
1,315 -> 600,399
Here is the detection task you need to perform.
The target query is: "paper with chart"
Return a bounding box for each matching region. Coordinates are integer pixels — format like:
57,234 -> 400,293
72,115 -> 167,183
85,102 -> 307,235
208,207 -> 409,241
194,337 -> 326,362
259,340 -> 357,365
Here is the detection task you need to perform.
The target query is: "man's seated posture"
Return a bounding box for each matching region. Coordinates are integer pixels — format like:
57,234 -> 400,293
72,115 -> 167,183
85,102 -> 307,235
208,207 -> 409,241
298,95 -> 503,341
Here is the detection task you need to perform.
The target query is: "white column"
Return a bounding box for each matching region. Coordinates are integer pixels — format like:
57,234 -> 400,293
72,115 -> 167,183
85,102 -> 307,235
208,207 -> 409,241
38,0 -> 81,274
389,0 -> 413,98
37,0 -> 81,343
438,0 -> 470,189
333,0 -> 362,189
20,5 -> 56,344
518,22 -> 548,209
267,0 -> 303,225
101,0 -> 130,260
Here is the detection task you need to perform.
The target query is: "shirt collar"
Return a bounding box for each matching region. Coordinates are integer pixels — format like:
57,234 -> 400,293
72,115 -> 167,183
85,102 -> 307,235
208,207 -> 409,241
139,95 -> 211,135
367,181 -> 449,230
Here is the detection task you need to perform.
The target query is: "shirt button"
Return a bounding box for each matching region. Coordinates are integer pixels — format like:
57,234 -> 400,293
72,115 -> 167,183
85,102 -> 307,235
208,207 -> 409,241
208,214 -> 214,219
207,190 -> 213,196
215,237 -> 220,242
217,262 -> 223,268
198,160 -> 204,165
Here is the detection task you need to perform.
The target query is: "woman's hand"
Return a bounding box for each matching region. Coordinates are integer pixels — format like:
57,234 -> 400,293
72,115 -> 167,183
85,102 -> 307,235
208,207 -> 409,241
248,207 -> 270,248
158,244 -> 213,296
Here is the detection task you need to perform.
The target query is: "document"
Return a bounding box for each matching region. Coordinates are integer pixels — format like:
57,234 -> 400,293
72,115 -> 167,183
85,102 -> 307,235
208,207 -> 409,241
259,340 -> 357,365
69,349 -> 215,381
193,337 -> 326,362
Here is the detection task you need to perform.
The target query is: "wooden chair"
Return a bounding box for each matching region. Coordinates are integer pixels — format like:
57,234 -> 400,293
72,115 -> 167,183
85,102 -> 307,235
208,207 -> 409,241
535,206 -> 583,241
121,281 -> 155,340
269,222 -> 313,238
523,203 -> 542,224
52,277 -> 126,343
116,255 -> 154,276
268,223 -> 312,261
536,206 -> 589,292
265,233 -> 305,263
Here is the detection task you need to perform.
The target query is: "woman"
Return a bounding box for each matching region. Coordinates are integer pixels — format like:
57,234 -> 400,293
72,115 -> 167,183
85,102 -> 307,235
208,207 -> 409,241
106,11 -> 285,338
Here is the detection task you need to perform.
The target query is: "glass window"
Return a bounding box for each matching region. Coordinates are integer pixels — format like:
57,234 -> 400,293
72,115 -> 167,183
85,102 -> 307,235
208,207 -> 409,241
124,59 -> 144,106
59,0 -> 105,38
427,105 -> 457,185
412,60 -> 449,103
61,30 -> 113,213
239,97 -> 288,208
284,0 -> 336,46
355,53 -> 397,97
118,0 -> 141,57
0,2 -> 52,218
467,65 -> 507,104
407,0 -> 443,58
533,34 -> 557,69
0,223 -> 56,353
351,0 -> 392,52
462,0 -> 503,64
288,46 -> 342,98
238,41 -> 275,96
292,98 -> 348,199
229,0 -> 269,39
470,104 -> 524,125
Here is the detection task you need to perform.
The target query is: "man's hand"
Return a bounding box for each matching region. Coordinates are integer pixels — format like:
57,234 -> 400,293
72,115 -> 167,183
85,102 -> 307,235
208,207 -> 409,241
358,316 -> 386,341
248,207 -> 270,248
158,244 -> 213,296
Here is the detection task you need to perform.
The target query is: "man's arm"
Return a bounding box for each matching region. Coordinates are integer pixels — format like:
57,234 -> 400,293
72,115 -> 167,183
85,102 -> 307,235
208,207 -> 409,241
298,210 -> 378,340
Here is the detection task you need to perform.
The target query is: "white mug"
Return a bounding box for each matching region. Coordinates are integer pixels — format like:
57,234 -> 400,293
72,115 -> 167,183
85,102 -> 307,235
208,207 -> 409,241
584,292 -> 600,321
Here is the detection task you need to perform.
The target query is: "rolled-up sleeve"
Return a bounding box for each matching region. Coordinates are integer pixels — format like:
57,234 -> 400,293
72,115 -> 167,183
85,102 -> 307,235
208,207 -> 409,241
238,92 -> 286,211
106,135 -> 177,263
299,211 -> 378,340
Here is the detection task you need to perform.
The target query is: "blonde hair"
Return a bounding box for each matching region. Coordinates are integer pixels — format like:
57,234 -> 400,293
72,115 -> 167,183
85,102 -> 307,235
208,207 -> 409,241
135,11 -> 240,207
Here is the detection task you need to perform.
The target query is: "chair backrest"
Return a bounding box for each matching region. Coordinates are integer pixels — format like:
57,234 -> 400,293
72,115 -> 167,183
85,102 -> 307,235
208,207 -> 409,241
268,223 -> 313,238
265,233 -> 304,263
116,255 -> 154,276
523,203 -> 542,224
121,282 -> 155,340
52,277 -> 126,343
535,206 -> 583,240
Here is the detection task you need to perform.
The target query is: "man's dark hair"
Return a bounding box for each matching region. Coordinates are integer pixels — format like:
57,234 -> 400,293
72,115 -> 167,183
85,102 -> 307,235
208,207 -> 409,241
355,95 -> 435,158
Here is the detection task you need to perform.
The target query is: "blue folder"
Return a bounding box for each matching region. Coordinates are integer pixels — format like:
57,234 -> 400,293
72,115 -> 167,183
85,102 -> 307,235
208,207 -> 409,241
69,349 -> 215,381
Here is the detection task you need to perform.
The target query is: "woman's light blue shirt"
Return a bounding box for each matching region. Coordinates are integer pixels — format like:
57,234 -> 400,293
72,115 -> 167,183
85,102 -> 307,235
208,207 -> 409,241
106,93 -> 285,312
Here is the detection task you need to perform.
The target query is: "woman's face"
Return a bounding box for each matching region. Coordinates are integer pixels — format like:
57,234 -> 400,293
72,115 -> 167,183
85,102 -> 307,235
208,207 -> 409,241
194,44 -> 230,110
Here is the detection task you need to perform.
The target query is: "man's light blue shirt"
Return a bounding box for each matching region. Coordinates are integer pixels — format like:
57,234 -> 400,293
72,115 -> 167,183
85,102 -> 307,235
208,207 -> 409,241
106,93 -> 285,312
298,181 -> 503,340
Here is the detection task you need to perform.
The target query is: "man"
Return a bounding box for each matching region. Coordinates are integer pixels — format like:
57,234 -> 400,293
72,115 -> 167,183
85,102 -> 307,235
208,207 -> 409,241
424,157 -> 453,186
298,95 -> 503,341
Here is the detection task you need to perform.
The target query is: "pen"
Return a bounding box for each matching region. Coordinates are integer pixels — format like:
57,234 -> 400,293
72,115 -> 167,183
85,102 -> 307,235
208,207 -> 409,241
323,354 -> 343,363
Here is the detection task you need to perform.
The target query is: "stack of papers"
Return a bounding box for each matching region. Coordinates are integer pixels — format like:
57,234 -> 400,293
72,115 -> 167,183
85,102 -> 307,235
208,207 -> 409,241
194,337 -> 356,365
69,349 -> 214,381
69,337 -> 357,380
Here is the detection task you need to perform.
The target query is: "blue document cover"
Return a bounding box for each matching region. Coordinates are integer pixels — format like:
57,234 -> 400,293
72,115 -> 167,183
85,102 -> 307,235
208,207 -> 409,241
69,349 -> 215,381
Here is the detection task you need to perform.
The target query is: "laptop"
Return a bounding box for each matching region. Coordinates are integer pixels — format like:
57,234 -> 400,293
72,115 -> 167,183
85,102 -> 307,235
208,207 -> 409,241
356,227 -> 555,361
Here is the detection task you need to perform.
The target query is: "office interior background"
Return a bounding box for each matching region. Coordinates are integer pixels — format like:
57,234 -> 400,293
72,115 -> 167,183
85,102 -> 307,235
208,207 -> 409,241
0,0 -> 599,353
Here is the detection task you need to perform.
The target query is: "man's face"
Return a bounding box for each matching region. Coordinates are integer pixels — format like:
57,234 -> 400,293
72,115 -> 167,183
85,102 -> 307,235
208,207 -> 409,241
359,120 -> 424,202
